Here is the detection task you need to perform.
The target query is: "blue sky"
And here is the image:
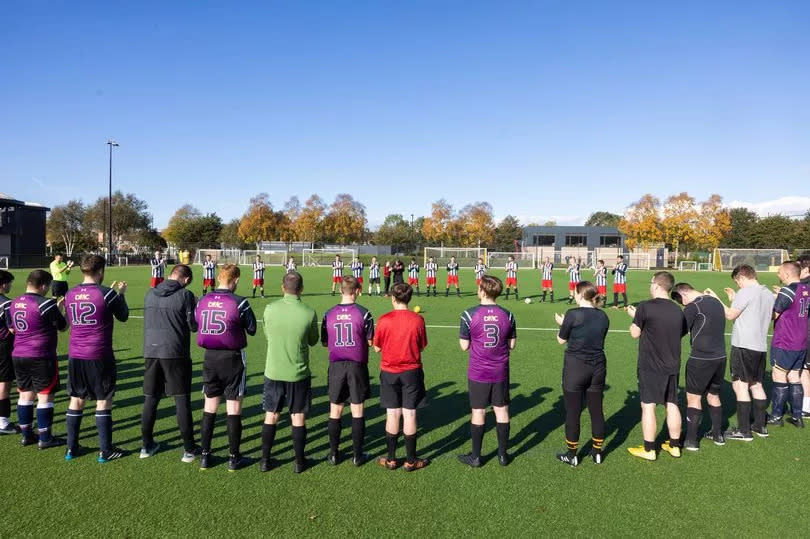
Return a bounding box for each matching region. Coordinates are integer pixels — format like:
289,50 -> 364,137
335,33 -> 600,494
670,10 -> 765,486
2,1 -> 808,229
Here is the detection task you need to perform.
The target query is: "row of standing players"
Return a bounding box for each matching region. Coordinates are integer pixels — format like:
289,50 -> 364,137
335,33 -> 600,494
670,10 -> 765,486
190,252 -> 631,306
2,255 -> 806,470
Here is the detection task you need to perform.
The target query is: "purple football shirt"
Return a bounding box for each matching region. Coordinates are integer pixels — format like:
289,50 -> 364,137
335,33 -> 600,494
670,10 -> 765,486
320,303 -> 374,363
459,304 -> 517,383
7,293 -> 66,359
195,290 -> 257,350
773,282 -> 810,351
65,284 -> 129,360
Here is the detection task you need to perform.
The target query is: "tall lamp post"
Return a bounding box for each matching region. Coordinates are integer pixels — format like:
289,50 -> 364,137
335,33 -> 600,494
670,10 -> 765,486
107,139 -> 119,261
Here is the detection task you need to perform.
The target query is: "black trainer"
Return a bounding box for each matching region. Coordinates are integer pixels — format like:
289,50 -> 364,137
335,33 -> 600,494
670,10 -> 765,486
326,452 -> 340,466
498,453 -> 511,466
724,428 -> 753,441
683,440 -> 699,452
703,431 -> 726,446
456,453 -> 482,468
38,436 -> 66,450
352,453 -> 370,467
228,453 -> 247,471
787,417 -> 805,428
751,425 -> 769,437
766,415 -> 784,427
98,446 -> 126,463
259,458 -> 276,472
556,452 -> 578,467
294,458 -> 310,474
20,430 -> 38,447
592,451 -> 603,464
199,451 -> 213,470
0,422 -> 19,435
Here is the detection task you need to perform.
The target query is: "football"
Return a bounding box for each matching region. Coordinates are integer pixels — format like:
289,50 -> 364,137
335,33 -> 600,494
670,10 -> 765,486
524,297 -> 532,304
413,305 -> 422,313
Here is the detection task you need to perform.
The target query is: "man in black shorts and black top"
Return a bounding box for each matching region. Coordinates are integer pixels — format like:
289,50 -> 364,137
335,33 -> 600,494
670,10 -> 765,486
140,264 -> 199,463
0,270 -> 17,434
627,271 -> 687,461
671,283 -> 727,450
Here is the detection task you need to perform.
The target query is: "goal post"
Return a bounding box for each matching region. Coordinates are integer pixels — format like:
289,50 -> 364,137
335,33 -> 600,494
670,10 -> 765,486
712,248 -> 788,272
0,256 -> 7,270
240,250 -> 288,266
697,262 -> 712,271
678,261 -> 698,271
486,251 -> 536,270
302,248 -> 357,267
193,249 -> 243,266
423,247 -> 487,268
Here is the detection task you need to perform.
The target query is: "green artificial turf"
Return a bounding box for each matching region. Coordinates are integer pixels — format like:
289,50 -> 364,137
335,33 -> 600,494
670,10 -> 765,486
0,265 -> 803,538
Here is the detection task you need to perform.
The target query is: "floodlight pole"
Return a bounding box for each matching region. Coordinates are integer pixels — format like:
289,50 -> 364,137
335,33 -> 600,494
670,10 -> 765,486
107,139 -> 119,261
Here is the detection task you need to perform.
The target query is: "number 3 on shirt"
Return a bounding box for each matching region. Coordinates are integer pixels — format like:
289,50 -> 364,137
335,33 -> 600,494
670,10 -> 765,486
483,324 -> 500,347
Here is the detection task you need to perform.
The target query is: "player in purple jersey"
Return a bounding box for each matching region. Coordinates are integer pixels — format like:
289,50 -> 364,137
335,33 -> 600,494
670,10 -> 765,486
457,275 -> 517,468
63,255 -> 129,462
0,270 -> 17,434
768,261 -> 810,427
5,270 -> 67,448
321,276 -> 375,466
195,264 -> 257,471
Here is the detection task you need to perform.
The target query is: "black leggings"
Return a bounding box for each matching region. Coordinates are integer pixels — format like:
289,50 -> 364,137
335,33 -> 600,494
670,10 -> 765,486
383,276 -> 391,294
563,390 -> 605,445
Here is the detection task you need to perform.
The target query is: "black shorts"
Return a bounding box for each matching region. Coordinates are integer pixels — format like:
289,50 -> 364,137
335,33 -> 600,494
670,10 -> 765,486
562,357 -> 606,393
370,278 -> 381,284
0,339 -> 14,383
12,357 -> 60,394
144,357 -> 192,397
67,357 -> 116,401
685,358 -> 725,396
202,349 -> 246,400
328,361 -> 370,404
51,281 -> 68,297
638,370 -> 679,405
262,376 -> 312,414
380,368 -> 427,410
468,379 -> 509,409
730,346 -> 766,383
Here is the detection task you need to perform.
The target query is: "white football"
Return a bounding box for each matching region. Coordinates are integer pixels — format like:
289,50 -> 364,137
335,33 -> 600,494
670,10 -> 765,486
524,297 -> 532,304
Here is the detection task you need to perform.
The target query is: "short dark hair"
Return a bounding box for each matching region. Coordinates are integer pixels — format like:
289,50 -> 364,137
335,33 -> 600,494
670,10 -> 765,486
170,264 -> 193,282
598,259 -> 604,265
731,264 -> 756,281
576,281 -> 599,306
391,283 -> 413,304
798,252 -> 810,270
479,275 -> 503,300
283,271 -> 303,295
27,269 -> 53,288
0,270 -> 13,287
617,255 -> 624,260
671,282 -> 695,305
652,271 -> 675,293
782,260 -> 801,277
81,254 -> 106,275
340,275 -> 360,294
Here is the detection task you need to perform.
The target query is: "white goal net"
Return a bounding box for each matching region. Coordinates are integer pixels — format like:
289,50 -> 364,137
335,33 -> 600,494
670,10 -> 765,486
302,248 -> 357,267
241,250 -> 288,266
698,262 -> 712,271
678,261 -> 697,271
193,249 -> 242,266
486,251 -> 536,270
424,247 -> 487,268
713,248 -> 787,272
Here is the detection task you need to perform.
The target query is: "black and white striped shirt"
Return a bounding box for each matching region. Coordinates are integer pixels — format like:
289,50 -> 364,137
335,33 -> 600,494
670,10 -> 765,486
203,260 -> 216,280
408,263 -> 419,279
506,262 -> 518,278
369,263 -> 380,279
253,262 -> 265,279
447,262 -> 459,276
568,263 -> 581,283
541,262 -> 553,280
595,267 -> 607,286
332,261 -> 344,278
425,262 -> 438,278
613,262 -> 628,284
351,261 -> 364,278
151,258 -> 165,278
286,259 -> 296,273
474,263 -> 487,279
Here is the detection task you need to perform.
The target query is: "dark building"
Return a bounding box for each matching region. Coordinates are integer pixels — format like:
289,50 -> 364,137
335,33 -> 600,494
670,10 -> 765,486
522,225 -> 625,249
0,193 -> 49,268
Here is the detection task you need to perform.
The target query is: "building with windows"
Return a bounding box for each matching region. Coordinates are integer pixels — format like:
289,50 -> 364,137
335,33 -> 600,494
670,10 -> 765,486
523,225 -> 624,249
0,192 -> 49,268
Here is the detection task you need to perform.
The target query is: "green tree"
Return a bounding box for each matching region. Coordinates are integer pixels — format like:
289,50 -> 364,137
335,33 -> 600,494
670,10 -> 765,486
749,215 -> 797,249
492,215 -> 523,251
720,208 -> 759,248
86,191 -> 152,252
219,218 -> 251,249
584,211 -> 621,227
374,214 -> 418,252
47,200 -> 96,256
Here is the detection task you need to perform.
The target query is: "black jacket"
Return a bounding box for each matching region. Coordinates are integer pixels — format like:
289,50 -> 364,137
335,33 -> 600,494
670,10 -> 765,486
143,279 -> 198,359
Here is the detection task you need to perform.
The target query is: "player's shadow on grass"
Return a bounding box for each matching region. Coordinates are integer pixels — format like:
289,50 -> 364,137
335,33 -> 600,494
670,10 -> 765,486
601,388 -> 640,459
409,382 -> 475,460
509,387 -> 562,458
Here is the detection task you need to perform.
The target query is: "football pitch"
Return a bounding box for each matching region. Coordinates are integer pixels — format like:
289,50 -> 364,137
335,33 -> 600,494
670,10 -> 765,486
0,265 -> 803,537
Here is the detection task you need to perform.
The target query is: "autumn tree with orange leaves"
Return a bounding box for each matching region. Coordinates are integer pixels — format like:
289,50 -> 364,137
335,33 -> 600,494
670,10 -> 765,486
456,202 -> 496,247
422,200 -> 454,245
693,194 -> 732,250
661,192 -> 698,266
292,195 -> 326,243
322,194 -> 367,244
238,193 -> 285,248
618,194 -> 663,249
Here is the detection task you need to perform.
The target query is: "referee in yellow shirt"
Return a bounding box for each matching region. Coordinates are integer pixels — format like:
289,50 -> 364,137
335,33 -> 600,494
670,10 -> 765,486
49,254 -> 74,298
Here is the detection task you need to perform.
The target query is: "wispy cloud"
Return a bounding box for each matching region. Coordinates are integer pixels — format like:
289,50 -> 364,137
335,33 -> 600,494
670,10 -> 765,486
726,196 -> 810,217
